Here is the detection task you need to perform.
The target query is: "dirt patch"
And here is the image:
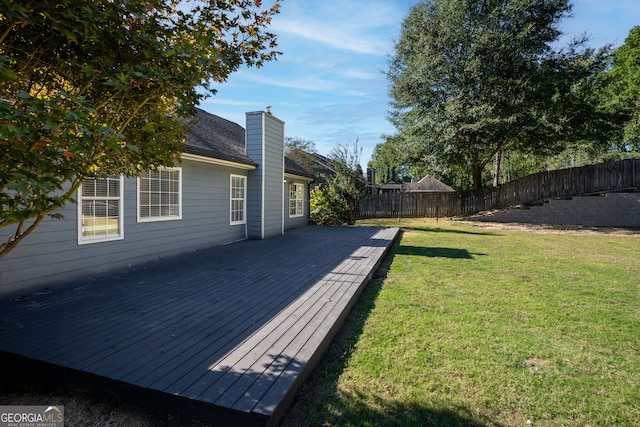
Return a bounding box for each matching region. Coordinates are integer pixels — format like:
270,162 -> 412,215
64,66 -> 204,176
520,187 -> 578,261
0,380 -> 204,427
524,357 -> 554,374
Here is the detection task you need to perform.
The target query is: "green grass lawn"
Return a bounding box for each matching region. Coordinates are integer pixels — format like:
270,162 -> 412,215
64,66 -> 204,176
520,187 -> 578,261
282,219 -> 640,427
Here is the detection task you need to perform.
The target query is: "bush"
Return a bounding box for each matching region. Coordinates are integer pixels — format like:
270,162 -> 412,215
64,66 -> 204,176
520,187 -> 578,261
309,184 -> 350,226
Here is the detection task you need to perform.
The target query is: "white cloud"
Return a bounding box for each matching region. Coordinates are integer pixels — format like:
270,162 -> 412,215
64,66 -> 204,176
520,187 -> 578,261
274,19 -> 386,55
343,68 -> 383,81
200,98 -> 259,107
235,70 -> 339,93
271,1 -> 405,56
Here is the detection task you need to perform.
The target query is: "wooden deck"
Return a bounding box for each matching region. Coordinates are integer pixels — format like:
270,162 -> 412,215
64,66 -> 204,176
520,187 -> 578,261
0,225 -> 398,427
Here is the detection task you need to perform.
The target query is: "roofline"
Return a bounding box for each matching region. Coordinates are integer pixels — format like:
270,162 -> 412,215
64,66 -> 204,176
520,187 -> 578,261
285,172 -> 315,182
181,153 -> 257,170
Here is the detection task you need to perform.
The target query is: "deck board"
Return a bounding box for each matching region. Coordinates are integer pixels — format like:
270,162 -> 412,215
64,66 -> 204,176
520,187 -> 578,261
0,225 -> 398,427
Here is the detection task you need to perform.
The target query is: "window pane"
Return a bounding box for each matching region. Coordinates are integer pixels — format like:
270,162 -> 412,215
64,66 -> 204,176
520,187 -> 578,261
230,175 -> 245,223
150,177 -> 160,192
139,169 -> 181,220
140,192 -> 149,205
80,177 -> 121,240
82,180 -> 95,197
94,200 -> 107,217
289,183 -> 304,216
107,177 -> 120,197
95,179 -> 108,197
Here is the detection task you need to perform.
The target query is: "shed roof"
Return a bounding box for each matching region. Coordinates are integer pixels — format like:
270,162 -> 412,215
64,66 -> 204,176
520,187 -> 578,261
379,181 -> 403,191
404,175 -> 455,192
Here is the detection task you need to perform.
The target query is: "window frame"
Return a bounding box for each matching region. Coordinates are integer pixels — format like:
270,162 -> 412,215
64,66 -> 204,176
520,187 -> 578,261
137,167 -> 183,223
77,175 -> 124,244
230,174 -> 247,225
289,182 -> 304,218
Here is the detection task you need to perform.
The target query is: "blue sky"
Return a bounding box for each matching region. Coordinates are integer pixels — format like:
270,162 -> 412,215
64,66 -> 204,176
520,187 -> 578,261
200,0 -> 640,169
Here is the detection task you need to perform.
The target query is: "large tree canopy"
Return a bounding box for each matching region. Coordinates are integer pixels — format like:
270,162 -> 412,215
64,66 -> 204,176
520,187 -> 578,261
386,0 -> 623,189
0,0 -> 281,257
605,26 -> 640,150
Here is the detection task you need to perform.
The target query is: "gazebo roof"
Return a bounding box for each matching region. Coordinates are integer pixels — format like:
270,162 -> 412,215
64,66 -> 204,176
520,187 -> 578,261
404,175 -> 455,192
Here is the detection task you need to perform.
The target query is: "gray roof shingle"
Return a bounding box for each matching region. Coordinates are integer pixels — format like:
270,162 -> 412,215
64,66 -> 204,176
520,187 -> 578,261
184,108 -> 256,166
184,108 -> 313,179
285,156 -> 315,179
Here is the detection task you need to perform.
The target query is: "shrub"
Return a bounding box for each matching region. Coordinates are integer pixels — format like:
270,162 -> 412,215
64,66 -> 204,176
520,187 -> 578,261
309,184 -> 350,225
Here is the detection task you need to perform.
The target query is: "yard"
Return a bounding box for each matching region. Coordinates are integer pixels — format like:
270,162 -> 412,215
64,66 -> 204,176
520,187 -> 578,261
1,219 -> 638,426
283,219 -> 640,427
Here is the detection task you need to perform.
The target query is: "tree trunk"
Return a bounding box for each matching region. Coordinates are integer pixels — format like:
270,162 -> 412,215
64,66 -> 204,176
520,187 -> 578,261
472,164 -> 483,189
493,150 -> 502,187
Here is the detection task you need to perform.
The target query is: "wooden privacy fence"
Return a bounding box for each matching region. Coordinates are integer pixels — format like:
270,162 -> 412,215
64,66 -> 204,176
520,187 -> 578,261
358,158 -> 640,219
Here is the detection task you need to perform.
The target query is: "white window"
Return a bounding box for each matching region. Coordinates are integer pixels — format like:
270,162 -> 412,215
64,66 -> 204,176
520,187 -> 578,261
138,168 -> 182,222
230,174 -> 246,225
78,175 -> 124,244
289,182 -> 304,217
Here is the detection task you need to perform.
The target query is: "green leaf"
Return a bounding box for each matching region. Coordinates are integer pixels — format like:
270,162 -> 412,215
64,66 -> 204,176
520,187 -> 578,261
141,122 -> 155,132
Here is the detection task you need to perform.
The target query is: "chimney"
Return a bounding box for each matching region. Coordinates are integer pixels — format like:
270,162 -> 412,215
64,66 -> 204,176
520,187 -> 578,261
245,111 -> 285,239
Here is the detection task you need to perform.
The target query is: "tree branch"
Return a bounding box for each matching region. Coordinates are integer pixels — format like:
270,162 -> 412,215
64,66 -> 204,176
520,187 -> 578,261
0,215 -> 45,258
0,24 -> 14,45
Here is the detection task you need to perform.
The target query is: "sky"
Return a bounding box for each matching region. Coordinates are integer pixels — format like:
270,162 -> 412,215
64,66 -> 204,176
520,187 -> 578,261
200,0 -> 640,170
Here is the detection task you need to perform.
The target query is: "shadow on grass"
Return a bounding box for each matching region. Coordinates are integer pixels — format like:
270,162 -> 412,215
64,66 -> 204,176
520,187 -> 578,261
281,239 -> 495,427
327,390 -> 494,427
396,245 -> 481,259
401,225 -> 501,236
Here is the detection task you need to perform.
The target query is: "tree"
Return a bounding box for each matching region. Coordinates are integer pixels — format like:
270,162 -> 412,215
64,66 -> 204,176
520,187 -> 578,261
370,137 -> 408,185
328,140 -> 368,224
309,140 -> 367,225
309,183 -> 349,226
285,136 -> 318,175
371,134 -> 468,190
386,0 -> 623,189
604,26 -> 640,151
0,0 -> 281,257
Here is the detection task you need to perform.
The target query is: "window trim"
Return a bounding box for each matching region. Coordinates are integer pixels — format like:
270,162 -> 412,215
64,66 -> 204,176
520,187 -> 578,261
137,167 -> 183,223
289,182 -> 304,218
230,174 -> 247,225
77,175 -> 124,245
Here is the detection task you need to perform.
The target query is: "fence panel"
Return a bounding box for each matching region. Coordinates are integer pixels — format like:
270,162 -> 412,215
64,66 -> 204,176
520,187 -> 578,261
357,159 -> 640,219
